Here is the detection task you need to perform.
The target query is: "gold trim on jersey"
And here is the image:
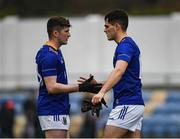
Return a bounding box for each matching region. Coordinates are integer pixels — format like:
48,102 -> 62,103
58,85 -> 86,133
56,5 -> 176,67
45,41 -> 60,51
45,41 -> 60,55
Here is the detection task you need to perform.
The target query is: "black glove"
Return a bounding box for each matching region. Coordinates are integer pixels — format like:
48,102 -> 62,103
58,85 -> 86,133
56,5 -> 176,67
79,75 -> 108,108
79,76 -> 102,93
81,98 -> 102,117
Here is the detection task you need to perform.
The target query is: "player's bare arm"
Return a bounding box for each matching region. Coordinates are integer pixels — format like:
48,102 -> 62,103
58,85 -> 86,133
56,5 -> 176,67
92,60 -> 128,104
44,76 -> 79,94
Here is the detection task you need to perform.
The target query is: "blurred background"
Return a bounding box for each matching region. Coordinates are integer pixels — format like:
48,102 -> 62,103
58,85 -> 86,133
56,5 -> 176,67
0,0 -> 180,138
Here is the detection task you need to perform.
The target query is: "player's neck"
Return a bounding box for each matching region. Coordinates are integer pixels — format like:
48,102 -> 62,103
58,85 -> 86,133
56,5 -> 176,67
115,32 -> 127,44
47,40 -> 60,50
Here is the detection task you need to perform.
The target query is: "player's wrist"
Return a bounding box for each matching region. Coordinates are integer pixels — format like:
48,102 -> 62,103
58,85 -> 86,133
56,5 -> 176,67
99,91 -> 105,97
76,84 -> 79,92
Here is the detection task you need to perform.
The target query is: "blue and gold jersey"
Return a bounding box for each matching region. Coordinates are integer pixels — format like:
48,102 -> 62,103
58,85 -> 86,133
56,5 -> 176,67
113,37 -> 144,107
35,42 -> 70,115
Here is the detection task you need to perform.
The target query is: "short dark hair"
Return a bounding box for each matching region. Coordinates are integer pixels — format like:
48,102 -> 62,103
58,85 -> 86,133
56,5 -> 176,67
105,9 -> 128,31
47,16 -> 71,38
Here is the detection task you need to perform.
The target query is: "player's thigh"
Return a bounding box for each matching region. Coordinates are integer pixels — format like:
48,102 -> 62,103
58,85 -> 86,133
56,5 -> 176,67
45,129 -> 68,138
123,129 -> 141,138
39,115 -> 70,138
103,125 -> 128,138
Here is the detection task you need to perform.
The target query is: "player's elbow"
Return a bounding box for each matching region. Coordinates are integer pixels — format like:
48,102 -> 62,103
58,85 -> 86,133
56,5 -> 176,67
47,85 -> 57,94
47,87 -> 54,94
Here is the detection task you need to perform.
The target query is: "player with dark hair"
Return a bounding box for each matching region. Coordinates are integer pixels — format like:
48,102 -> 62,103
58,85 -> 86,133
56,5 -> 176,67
92,9 -> 145,138
35,16 -> 102,138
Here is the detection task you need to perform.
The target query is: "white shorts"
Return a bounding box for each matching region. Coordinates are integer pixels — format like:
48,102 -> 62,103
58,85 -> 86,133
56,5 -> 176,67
106,105 -> 144,132
38,115 -> 70,131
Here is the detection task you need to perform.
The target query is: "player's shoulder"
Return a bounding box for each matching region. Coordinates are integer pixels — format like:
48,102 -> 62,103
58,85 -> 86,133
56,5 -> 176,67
42,45 -> 58,55
42,45 -> 59,56
36,45 -> 58,62
121,37 -> 135,46
121,37 -> 139,50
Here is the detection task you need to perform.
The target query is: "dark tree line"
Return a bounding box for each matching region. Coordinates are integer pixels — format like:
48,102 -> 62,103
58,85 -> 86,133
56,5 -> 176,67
0,0 -> 180,18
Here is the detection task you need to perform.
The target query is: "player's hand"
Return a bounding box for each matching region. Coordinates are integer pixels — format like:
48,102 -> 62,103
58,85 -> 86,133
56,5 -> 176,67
81,98 -> 102,117
78,75 -> 108,107
92,92 -> 105,105
78,75 -> 102,93
77,74 -> 97,84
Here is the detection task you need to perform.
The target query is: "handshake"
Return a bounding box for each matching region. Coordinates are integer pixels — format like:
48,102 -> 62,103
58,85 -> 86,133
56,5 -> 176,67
78,75 -> 107,117
79,75 -> 102,93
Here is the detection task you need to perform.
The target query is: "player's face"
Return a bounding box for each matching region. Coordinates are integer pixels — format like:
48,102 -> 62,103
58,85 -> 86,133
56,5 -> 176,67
104,20 -> 116,41
56,27 -> 71,45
